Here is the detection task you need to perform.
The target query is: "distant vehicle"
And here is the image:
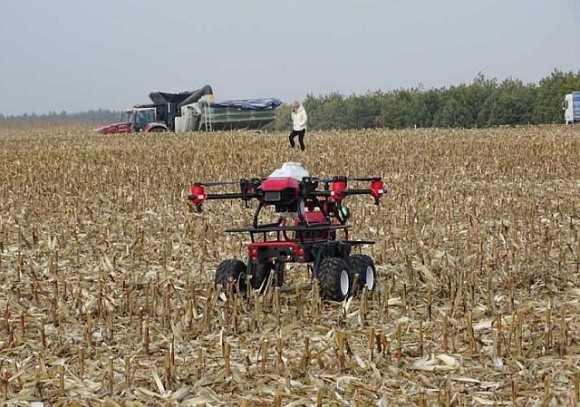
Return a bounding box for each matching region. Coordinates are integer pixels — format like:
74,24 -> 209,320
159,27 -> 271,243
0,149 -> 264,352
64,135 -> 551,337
94,85 -> 282,134
562,92 -> 580,125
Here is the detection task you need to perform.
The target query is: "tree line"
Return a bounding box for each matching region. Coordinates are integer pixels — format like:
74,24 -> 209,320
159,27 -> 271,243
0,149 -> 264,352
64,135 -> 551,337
0,108 -> 120,124
270,69 -> 580,130
2,69 -> 579,130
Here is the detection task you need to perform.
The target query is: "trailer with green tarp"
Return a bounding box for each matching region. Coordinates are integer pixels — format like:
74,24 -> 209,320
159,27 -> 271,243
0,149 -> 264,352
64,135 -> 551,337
176,98 -> 282,132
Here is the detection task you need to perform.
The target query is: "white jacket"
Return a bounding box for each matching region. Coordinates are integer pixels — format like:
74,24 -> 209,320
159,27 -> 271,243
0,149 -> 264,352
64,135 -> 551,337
291,105 -> 308,131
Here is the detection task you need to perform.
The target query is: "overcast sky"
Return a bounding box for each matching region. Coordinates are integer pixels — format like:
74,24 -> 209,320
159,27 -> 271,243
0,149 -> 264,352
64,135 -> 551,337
0,1 -> 578,115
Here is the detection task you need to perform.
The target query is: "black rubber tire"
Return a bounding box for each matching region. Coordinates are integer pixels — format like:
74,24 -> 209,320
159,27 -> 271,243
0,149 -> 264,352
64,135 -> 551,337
349,254 -> 376,294
214,259 -> 247,293
316,256 -> 351,301
147,127 -> 166,133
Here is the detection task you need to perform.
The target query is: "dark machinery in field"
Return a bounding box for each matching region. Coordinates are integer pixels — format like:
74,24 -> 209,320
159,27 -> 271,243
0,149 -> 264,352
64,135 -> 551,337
95,85 -> 281,134
188,162 -> 386,301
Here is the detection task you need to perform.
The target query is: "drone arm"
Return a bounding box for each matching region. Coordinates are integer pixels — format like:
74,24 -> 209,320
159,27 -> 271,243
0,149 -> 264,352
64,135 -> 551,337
343,178 -> 385,205
309,184 -> 385,205
205,192 -> 254,200
188,179 -> 261,212
188,191 -> 259,204
305,177 -> 385,205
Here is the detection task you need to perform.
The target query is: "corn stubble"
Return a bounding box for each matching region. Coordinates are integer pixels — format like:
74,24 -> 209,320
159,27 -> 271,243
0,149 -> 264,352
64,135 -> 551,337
0,123 -> 578,406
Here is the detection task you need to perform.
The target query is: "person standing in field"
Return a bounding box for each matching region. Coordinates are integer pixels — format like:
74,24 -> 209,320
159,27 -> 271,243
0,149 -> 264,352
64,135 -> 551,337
289,100 -> 308,151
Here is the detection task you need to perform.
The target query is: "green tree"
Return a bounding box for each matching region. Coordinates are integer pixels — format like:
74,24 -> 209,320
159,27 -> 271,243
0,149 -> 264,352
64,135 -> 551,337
479,78 -> 536,126
433,91 -> 474,128
534,69 -> 580,123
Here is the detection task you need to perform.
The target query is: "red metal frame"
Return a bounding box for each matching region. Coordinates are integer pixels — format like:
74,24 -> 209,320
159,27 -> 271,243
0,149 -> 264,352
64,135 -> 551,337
96,122 -> 133,134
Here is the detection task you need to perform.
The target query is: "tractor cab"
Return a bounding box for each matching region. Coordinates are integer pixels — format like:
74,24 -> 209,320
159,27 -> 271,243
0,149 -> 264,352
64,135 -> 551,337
124,107 -> 157,132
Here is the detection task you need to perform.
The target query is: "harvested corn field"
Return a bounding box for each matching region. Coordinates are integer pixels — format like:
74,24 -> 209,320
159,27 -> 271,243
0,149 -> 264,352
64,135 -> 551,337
0,124 -> 578,406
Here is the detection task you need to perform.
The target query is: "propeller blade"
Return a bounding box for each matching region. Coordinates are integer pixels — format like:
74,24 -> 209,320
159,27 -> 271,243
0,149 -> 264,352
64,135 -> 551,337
349,176 -> 381,181
306,176 -> 334,183
197,180 -> 241,187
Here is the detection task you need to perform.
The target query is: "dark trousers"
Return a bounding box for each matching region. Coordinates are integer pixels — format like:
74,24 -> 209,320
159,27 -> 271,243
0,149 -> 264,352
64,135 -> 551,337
289,129 -> 306,151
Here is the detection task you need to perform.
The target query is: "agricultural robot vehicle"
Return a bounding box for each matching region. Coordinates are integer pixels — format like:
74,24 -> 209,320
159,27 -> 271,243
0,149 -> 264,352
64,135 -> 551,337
188,162 -> 386,301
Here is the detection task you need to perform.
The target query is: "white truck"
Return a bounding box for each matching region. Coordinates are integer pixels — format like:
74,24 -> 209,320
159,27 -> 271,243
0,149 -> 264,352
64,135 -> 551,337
562,92 -> 580,124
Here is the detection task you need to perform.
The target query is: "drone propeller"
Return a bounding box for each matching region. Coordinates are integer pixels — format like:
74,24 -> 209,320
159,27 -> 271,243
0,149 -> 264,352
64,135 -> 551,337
349,176 -> 382,181
195,180 -> 240,187
304,176 -> 339,184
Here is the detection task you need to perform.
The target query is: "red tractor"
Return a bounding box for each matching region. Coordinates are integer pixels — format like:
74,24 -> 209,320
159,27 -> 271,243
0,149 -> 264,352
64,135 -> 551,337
188,162 -> 386,301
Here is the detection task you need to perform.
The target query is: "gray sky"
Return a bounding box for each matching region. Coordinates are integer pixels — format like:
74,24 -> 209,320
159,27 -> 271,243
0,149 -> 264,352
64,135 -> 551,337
0,0 -> 578,115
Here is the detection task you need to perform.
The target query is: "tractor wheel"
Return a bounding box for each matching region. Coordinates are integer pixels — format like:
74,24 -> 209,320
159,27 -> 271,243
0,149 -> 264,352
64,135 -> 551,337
316,257 -> 351,301
147,127 -> 166,133
214,259 -> 247,294
349,254 -> 376,294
